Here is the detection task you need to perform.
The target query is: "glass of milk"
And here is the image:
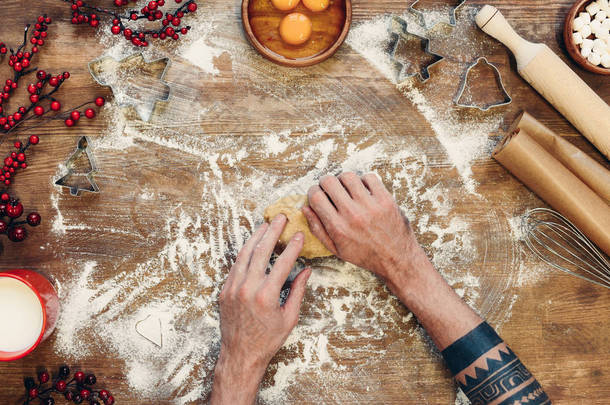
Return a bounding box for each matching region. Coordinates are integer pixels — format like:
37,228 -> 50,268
0,270 -> 59,361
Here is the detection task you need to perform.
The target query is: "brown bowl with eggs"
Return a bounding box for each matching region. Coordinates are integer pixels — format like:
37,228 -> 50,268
564,0 -> 610,75
242,0 -> 352,67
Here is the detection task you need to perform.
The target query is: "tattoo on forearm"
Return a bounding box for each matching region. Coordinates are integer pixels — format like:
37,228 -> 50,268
441,322 -> 551,405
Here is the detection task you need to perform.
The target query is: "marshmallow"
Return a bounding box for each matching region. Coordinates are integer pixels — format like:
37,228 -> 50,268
582,38 -> 595,50
601,52 -> 610,67
588,51 -> 602,65
602,18 -> 610,30
591,19 -> 603,33
573,16 -> 586,31
580,24 -> 593,38
593,38 -> 607,51
582,46 -> 592,58
573,31 -> 585,44
595,10 -> 607,20
586,2 -> 601,15
579,12 -> 592,23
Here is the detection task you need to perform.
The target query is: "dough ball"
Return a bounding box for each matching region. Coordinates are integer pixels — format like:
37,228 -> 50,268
264,195 -> 333,259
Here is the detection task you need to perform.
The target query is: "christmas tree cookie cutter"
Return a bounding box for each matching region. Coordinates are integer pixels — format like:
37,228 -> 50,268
387,16 -> 445,83
409,0 -> 467,29
454,57 -> 512,111
88,52 -> 171,122
54,136 -> 100,196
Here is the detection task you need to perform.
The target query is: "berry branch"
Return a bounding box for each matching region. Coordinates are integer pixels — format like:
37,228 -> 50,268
65,0 -> 198,47
23,365 -> 115,405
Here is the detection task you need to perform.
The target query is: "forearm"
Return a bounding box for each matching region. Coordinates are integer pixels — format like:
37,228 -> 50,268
209,351 -> 265,405
392,247 -> 550,404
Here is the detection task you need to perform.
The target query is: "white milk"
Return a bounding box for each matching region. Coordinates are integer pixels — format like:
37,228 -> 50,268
0,277 -> 44,352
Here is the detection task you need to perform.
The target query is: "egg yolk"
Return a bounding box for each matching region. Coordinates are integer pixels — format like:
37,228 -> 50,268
279,13 -> 312,45
302,0 -> 329,12
271,0 -> 300,11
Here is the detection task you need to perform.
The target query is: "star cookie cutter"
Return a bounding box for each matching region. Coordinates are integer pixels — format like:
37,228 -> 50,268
54,136 -> 100,196
387,16 -> 445,83
88,52 -> 171,122
454,57 -> 512,111
409,0 -> 467,29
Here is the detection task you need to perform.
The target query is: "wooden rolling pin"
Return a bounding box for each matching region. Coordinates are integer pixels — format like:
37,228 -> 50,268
476,5 -> 610,160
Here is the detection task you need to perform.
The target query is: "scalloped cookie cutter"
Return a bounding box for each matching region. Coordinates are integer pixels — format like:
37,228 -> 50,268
54,136 -> 100,196
410,0 -> 467,29
387,16 -> 445,83
454,57 -> 512,111
88,52 -> 171,122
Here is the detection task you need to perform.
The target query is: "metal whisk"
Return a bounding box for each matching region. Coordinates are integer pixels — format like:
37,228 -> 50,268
521,208 -> 610,289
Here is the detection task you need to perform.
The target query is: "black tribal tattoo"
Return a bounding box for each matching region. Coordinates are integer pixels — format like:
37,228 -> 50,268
441,322 -> 551,405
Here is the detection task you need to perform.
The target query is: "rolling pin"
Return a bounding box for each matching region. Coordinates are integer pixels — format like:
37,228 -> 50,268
476,5 -> 610,160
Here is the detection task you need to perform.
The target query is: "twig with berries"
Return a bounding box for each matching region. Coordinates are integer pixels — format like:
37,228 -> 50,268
23,365 -> 115,405
0,135 -> 41,243
65,0 -> 198,47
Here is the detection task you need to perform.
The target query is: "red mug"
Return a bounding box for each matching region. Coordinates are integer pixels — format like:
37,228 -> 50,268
0,269 -> 59,361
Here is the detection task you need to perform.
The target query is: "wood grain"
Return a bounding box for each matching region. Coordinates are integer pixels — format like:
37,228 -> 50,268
0,1 -> 609,404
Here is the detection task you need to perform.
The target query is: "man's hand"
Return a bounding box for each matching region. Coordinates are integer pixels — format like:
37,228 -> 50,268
210,215 -> 312,405
302,172 -> 423,296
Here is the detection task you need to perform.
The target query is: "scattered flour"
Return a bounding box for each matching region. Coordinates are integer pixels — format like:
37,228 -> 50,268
49,2 -> 530,404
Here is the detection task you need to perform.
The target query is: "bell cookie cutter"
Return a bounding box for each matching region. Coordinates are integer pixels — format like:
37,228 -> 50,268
454,57 -> 512,111
409,0 -> 467,29
387,16 -> 445,83
54,136 -> 100,196
88,52 -> 171,122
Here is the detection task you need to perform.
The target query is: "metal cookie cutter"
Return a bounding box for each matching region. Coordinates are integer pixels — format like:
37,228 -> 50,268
388,16 -> 445,83
454,57 -> 512,111
409,0 -> 467,29
88,52 -> 171,122
55,136 -> 100,196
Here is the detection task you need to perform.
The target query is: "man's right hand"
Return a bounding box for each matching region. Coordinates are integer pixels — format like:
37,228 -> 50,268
302,172 -> 426,296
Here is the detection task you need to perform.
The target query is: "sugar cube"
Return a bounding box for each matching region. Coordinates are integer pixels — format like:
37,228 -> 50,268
601,52 -> 610,67
587,51 -> 602,65
582,46 -> 592,58
580,24 -> 592,38
595,10 -> 607,20
602,18 -> 610,30
586,2 -> 601,15
591,19 -> 603,33
573,16 -> 586,31
579,12 -> 592,23
597,29 -> 610,39
593,38 -> 607,52
599,0 -> 610,12
582,38 -> 594,49
573,31 -> 584,44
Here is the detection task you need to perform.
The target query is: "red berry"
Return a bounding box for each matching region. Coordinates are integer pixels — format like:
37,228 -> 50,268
99,390 -> 109,400
29,135 -> 39,144
0,220 -> 7,233
65,118 -> 74,127
27,84 -> 37,94
17,153 -> 25,162
90,19 -> 99,27
48,76 -> 59,86
38,371 -> 50,383
114,0 -> 122,5
30,94 -> 39,103
187,2 -> 197,12
51,101 -> 61,111
80,389 -> 90,399
85,108 -> 95,119
111,25 -> 121,35
8,226 -> 27,242
172,17 -> 181,26
74,371 -> 85,383
13,112 -> 22,121
14,141 -> 22,149
4,157 -> 12,166
34,106 -> 44,115
21,59 -> 30,68
63,71 -> 70,79
85,374 -> 96,385
64,391 -> 74,400
0,193 -> 8,202
70,111 -> 80,121
95,97 -> 105,107
131,13 -> 138,20
6,202 -> 23,218
37,70 -> 47,80
28,388 -> 38,398
105,396 -> 115,405
55,380 -> 67,392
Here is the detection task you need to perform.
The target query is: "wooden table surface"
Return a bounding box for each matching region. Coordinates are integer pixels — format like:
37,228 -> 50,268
0,0 -> 609,404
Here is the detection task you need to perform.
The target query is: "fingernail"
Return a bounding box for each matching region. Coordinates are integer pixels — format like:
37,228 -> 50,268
293,232 -> 304,241
273,213 -> 286,223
